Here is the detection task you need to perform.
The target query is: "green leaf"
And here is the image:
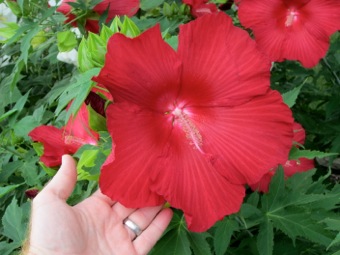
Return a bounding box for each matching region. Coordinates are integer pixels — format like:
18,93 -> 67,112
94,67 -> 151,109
289,147 -> 338,160
2,198 -> 28,243
19,23 -> 39,65
99,25 -> 114,43
331,250 -> 340,255
87,32 -> 106,66
32,142 -> 43,156
140,0 -> 165,10
257,219 -> 274,255
214,218 -> 239,255
0,22 -> 19,42
31,30 -> 47,49
78,39 -> 95,73
88,105 -> 107,131
12,89 -> 30,112
327,232 -> 340,250
246,191 -> 260,207
0,184 -> 22,198
65,74 -> 100,121
262,167 -> 285,212
150,213 -> 191,255
13,115 -> 40,138
57,30 -> 77,52
282,84 -> 303,108
165,35 -> 178,50
109,16 -> 122,34
0,241 -> 21,255
187,232 -> 212,255
0,77 -> 22,109
0,109 -> 18,122
21,157 -> 42,186
55,68 -> 100,120
120,16 -> 141,38
5,0 -> 21,16
0,161 -> 23,183
6,22 -> 31,45
76,149 -> 100,181
163,2 -> 173,17
269,208 -> 334,247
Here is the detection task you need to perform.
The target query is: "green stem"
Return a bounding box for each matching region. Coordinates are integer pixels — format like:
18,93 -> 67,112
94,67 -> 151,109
321,58 -> 340,86
0,145 -> 25,158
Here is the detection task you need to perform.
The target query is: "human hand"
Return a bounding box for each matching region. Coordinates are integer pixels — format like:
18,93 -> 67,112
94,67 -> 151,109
25,155 -> 173,255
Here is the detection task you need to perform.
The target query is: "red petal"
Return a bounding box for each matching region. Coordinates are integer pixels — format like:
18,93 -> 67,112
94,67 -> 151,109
283,23 -> 330,68
99,103 -> 166,206
302,0 -> 340,36
249,170 -> 275,193
94,0 -> 139,19
85,19 -> 100,33
284,158 -> 315,177
182,0 -> 209,5
29,126 -> 71,167
238,0 -> 284,29
193,90 -> 294,185
57,0 -> 78,26
238,0 -> 340,68
191,3 -> 218,18
65,103 -> 99,145
151,126 -> 245,231
293,122 -> 305,145
57,0 -> 74,14
251,157 -> 315,193
93,25 -> 181,112
177,12 -> 271,107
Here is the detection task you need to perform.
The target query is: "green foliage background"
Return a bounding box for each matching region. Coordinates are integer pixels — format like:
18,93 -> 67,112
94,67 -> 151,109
0,0 -> 339,254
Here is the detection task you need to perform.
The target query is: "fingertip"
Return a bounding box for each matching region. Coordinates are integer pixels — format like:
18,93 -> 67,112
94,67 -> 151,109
43,154 -> 77,200
133,207 -> 173,254
61,154 -> 75,167
161,207 -> 173,222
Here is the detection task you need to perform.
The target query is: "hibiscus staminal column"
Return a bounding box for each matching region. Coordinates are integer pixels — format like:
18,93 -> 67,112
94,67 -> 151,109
170,106 -> 204,153
93,12 -> 294,232
285,9 -> 299,27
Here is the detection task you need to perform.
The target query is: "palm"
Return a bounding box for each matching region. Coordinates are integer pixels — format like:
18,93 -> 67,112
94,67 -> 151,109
27,155 -> 172,255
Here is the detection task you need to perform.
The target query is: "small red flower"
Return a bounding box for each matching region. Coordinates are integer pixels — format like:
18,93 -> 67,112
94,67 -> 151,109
93,12 -> 294,231
25,189 -> 39,199
29,103 -> 99,167
85,85 -> 112,117
182,0 -> 218,17
250,122 -> 315,193
238,0 -> 340,68
57,0 -> 139,33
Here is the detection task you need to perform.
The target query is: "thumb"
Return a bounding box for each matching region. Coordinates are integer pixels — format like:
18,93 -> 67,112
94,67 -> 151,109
43,155 -> 77,200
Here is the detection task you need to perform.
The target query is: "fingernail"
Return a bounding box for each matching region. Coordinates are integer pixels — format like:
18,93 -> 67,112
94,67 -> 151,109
61,154 -> 68,164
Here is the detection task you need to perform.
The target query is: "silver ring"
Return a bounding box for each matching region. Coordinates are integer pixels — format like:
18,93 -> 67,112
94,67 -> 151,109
123,218 -> 142,237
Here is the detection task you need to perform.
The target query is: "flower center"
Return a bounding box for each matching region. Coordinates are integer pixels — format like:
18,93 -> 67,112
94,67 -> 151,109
64,135 -> 97,146
171,107 -> 204,153
285,9 -> 299,27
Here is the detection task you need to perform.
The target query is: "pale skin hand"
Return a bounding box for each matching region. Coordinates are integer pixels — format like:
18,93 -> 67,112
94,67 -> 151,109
25,155 -> 173,255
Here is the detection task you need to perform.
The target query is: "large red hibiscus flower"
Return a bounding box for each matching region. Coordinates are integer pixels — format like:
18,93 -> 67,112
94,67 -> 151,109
93,12 -> 294,232
250,122 -> 315,193
57,0 -> 139,33
29,103 -> 99,167
238,0 -> 340,68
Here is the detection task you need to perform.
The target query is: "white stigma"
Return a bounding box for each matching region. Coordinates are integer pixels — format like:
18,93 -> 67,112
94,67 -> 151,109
285,10 -> 298,27
172,108 -> 204,153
